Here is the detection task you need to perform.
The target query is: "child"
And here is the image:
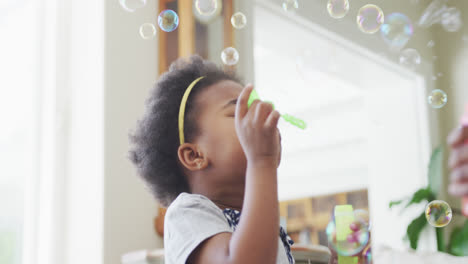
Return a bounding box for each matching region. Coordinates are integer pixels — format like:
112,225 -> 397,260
129,55 -> 294,264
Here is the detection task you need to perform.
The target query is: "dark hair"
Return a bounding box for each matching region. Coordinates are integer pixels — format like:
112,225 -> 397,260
128,55 -> 241,207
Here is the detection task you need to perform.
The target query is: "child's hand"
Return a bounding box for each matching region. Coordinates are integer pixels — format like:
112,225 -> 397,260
448,125 -> 468,197
235,84 -> 281,167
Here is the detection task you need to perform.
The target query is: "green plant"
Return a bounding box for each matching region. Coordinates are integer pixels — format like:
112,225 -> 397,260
389,146 -> 468,255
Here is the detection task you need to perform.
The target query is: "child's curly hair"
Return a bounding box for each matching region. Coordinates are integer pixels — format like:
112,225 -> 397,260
128,55 -> 241,207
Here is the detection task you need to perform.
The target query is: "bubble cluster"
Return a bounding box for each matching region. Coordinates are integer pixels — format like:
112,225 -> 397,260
326,210 -> 370,256
441,7 -> 462,32
139,23 -> 156,40
119,0 -> 147,12
231,12 -> 247,29
221,47 -> 239,66
428,89 -> 448,109
327,0 -> 350,19
399,48 -> 421,69
381,13 -> 413,51
282,0 -> 299,12
158,10 -> 179,32
425,200 -> 452,227
356,4 -> 385,34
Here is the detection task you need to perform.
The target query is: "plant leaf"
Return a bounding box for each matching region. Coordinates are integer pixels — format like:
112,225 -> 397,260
448,220 -> 468,256
405,188 -> 434,208
428,146 -> 444,196
436,226 -> 445,252
389,199 -> 404,209
406,212 -> 428,250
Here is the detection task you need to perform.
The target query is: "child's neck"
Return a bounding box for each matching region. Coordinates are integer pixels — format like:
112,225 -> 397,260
192,186 -> 244,211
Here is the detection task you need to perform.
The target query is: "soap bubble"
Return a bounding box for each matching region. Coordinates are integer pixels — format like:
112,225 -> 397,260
381,13 -> 413,51
363,246 -> 372,264
356,4 -> 385,34
463,35 -> 468,43
418,0 -> 448,28
158,10 -> 179,32
428,89 -> 448,109
139,23 -> 156,40
231,12 -> 247,29
441,7 -> 462,32
193,0 -> 222,24
399,48 -> 421,69
282,0 -> 299,12
195,0 -> 218,16
353,209 -> 370,229
327,0 -> 350,19
326,211 -> 370,256
119,0 -> 146,12
427,40 -> 435,48
425,200 -> 452,227
221,47 -> 239,66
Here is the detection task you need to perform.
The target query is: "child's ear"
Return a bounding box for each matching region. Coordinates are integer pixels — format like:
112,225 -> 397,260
177,143 -> 207,171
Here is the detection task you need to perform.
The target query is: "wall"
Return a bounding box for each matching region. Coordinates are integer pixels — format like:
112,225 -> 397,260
104,1 -> 162,264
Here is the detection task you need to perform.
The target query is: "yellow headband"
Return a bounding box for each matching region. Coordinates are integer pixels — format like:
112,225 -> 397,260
178,76 -> 205,145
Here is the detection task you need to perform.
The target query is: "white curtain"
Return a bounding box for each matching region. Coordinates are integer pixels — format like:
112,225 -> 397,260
0,0 -> 105,264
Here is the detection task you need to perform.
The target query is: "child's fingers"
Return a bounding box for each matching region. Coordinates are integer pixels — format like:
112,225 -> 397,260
449,182 -> 468,197
447,126 -> 468,147
254,102 -> 274,125
235,84 -> 254,120
265,110 -> 281,130
449,145 -> 468,169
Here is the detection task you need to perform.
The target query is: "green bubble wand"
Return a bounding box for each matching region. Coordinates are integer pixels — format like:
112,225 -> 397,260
247,89 -> 307,130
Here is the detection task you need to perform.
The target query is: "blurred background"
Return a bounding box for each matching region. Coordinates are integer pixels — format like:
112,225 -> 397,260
1,0 -> 468,263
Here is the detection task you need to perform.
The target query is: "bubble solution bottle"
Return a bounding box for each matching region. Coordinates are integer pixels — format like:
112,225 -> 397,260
461,104 -> 468,217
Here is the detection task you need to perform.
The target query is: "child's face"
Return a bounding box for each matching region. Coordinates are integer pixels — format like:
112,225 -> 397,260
193,80 -> 282,185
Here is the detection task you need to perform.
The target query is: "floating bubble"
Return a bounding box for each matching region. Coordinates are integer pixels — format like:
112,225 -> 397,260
418,0 -> 449,28
427,40 -> 435,48
428,89 -> 448,109
463,35 -> 468,43
119,0 -> 147,12
437,72 -> 443,77
231,12 -> 247,29
282,0 -> 299,12
381,13 -> 413,51
363,246 -> 372,264
193,0 -> 222,24
221,47 -> 239,66
327,0 -> 350,19
425,200 -> 452,227
327,210 -> 370,256
158,10 -> 179,32
353,209 -> 370,229
399,48 -> 421,69
195,0 -> 218,16
139,23 -> 156,40
441,7 -> 462,32
356,4 -> 385,34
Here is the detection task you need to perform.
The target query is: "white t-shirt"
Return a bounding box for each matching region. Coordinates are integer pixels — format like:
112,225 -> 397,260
164,192 -> 293,264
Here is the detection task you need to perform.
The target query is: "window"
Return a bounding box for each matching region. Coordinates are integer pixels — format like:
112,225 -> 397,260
0,0 -> 39,263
